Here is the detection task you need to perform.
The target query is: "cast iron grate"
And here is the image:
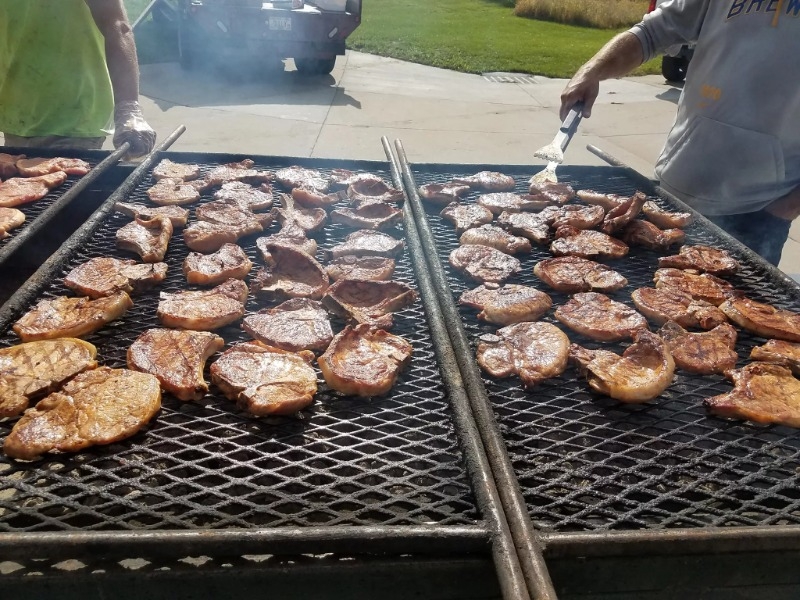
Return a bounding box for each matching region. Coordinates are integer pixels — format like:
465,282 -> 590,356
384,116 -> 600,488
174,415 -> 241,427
0,157 -> 479,532
411,163 -> 800,532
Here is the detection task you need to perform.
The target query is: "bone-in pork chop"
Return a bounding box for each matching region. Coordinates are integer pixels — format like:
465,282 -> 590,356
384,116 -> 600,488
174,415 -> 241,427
329,169 -> 385,190
274,193 -> 326,233
550,226 -> 629,260
196,198 -> 272,230
653,268 -> 735,306
600,191 -> 646,234
257,222 -> 317,257
497,208 -> 558,245
211,341 -> 317,416
0,207 -> 25,238
0,153 -> 24,178
569,330 -> 675,403
146,178 -> 201,206
642,201 -> 693,229
157,279 -> 249,330
152,158 -> 200,181
275,165 -> 328,193
631,287 -> 728,330
449,244 -> 521,284
418,182 -> 471,205
16,157 -> 91,177
440,202 -> 493,232
64,257 -> 167,298
0,172 -> 67,207
348,179 -> 404,206
3,367 -> 161,460
575,189 -> 627,211
528,180 -> 575,205
251,243 -> 329,301
534,256 -> 627,293
330,230 -> 405,258
318,324 -> 412,397
184,243 -> 252,285
620,219 -> 685,251
128,328 -> 224,401
551,204 -> 605,230
477,192 -> 552,214
460,224 -> 531,254
658,245 -> 740,276
201,159 -> 273,189
116,215 -> 173,263
751,339 -> 800,376
705,363 -> 800,428
658,321 -> 738,375
213,181 -> 273,211
720,296 -> 800,342
13,292 -> 133,342
326,256 -> 395,282
477,322 -> 569,388
331,202 -> 403,230
555,292 -> 648,342
292,186 -> 345,209
322,279 -> 417,329
242,298 -> 333,352
459,283 -> 552,325
114,201 -> 189,228
183,220 -> 263,253
452,171 -> 516,192
0,338 -> 97,418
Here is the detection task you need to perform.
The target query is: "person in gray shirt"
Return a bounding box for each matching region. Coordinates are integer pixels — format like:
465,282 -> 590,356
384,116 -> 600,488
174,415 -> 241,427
560,0 -> 799,266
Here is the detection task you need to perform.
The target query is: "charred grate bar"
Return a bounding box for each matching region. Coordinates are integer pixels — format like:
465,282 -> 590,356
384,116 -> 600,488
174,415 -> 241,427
408,162 -> 800,532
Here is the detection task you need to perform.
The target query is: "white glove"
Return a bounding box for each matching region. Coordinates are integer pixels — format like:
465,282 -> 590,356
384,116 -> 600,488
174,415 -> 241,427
113,100 -> 157,159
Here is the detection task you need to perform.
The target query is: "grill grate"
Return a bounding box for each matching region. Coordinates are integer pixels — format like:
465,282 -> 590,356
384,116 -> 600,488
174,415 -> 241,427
410,163 -> 800,532
0,157 -> 479,532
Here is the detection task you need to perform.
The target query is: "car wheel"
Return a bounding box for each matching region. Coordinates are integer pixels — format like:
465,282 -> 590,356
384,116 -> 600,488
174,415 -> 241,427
661,55 -> 688,83
295,57 -> 337,76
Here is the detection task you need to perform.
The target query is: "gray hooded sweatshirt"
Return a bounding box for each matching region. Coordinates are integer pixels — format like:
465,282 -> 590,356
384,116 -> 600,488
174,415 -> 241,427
630,0 -> 800,215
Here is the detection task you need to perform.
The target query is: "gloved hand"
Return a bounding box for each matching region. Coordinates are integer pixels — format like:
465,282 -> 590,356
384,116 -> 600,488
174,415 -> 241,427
113,100 -> 157,160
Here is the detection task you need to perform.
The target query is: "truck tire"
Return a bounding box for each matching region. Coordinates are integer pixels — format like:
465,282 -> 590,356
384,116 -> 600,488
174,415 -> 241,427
295,57 -> 337,76
661,55 -> 688,83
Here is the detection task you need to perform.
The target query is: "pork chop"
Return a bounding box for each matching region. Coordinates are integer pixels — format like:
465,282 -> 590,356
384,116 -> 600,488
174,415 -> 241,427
201,159 -> 273,188
64,257 -> 168,298
418,182 -> 471,205
326,256 -> 395,282
184,243 -> 253,285
195,198 -> 272,230
551,204 -> 605,230
0,207 -> 25,238
152,158 -> 200,181
460,224 -> 532,254
497,208 -> 558,245
653,268 -> 735,306
274,193 -> 327,233
348,179 -> 404,206
620,219 -> 685,251
452,171 -> 516,192
575,189 -> 627,211
750,339 -> 800,376
449,244 -> 521,284
114,201 -> 189,228
459,283 -> 552,325
157,279 -> 249,330
251,243 -> 329,301
440,202 -> 494,232
528,180 -> 574,204
116,215 -> 173,263
720,296 -> 800,342
550,225 -> 629,260
329,169 -> 385,190
146,178 -> 201,206
0,153 -> 24,179
658,320 -> 738,375
477,192 -> 552,214
183,220 -> 263,253
275,165 -> 328,192
292,186 -> 345,209
554,292 -> 648,342
322,279 -> 417,329
330,230 -> 405,258
658,245 -> 740,276
242,298 -> 333,352
16,157 -> 91,177
257,221 -> 318,257
631,287 -> 728,329
331,202 -> 403,230
600,191 -> 646,234
213,181 -> 273,212
534,256 -> 628,293
0,172 -> 67,207
642,201 -> 693,229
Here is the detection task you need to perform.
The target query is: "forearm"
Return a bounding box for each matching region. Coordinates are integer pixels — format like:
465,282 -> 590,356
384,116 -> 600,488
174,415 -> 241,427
85,0 -> 139,103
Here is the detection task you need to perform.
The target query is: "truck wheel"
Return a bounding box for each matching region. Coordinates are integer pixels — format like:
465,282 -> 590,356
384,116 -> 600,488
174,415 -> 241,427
661,56 -> 688,83
295,57 -> 337,76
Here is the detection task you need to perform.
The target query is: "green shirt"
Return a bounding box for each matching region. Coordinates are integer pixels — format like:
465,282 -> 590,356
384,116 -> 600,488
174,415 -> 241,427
0,0 -> 114,138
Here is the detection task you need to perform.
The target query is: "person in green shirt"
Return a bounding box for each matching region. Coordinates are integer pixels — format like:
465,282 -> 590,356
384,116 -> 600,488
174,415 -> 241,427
0,0 -> 156,159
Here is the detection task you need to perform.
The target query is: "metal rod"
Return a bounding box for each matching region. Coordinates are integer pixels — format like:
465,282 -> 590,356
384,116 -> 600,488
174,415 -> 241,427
382,137 -> 532,600
392,139 -> 558,600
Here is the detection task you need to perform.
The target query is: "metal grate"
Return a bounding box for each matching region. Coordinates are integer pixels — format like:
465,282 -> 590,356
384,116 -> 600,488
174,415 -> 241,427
0,157 -> 480,532
410,163 -> 800,532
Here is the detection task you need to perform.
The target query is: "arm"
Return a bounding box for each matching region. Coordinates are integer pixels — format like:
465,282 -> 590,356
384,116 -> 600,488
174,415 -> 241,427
765,186 -> 800,221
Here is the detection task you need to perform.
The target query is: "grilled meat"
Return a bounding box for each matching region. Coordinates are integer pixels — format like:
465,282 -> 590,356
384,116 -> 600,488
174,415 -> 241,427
440,202 -> 493,232
152,158 -> 200,181
201,159 -> 273,188
600,191 -> 646,234
146,178 -> 201,206
214,181 -> 273,211
720,296 -> 800,342
16,157 -> 91,177
183,220 -> 262,253
292,186 -> 345,209
449,244 -> 521,284
157,279 -> 248,330
211,341 -> 317,416
275,165 -> 328,192
195,198 -> 272,230
242,298 -> 333,352
326,256 -> 395,282
274,193 -> 326,233
257,221 -> 317,256
64,257 -> 167,298
330,230 -> 404,258
331,202 -> 403,230
418,182 -> 471,205
13,292 -> 133,342
477,322 -> 569,388
658,245 -> 740,276
322,279 -> 417,329
0,153 -> 24,178
534,256 -> 627,293
575,189 -> 627,211
116,215 -> 173,263
329,169 -> 385,190
127,329 -> 224,401
750,339 -> 800,376
318,324 -> 412,397
3,367 -> 161,461
348,179 -> 404,206
632,287 -> 728,329
642,201 -> 693,229
477,192 -> 552,214
705,362 -> 800,428
659,320 -> 738,375
459,283 -> 552,325
0,207 -> 25,238
653,268 -> 735,306
0,172 -> 67,207
497,208 -> 558,245
460,224 -> 532,254
251,243 -> 329,301
528,180 -> 574,204
452,171 -> 516,192
550,225 -> 629,260
620,219 -> 685,251
555,292 -> 648,342
0,338 -> 97,418
184,243 -> 252,285
551,204 -> 605,230
570,330 -> 674,403
114,201 -> 189,228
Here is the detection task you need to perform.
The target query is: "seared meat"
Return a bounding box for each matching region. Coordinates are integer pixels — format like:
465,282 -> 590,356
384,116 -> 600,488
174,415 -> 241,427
750,339 -> 800,376
292,186 -> 345,209
575,189 -> 627,211
528,180 -> 574,204
183,220 -> 263,253
326,256 -> 395,282
114,201 -> 189,228
152,159 -> 200,181
157,279 -> 249,330
452,171 -> 516,192
0,338 -> 97,418
214,181 -> 273,211
348,179 -> 404,206
196,198 -> 272,230
318,324 -> 412,397
329,169 -> 385,190
449,244 -> 521,284
251,243 -> 329,301
127,329 -> 224,401
600,191 -> 646,234
0,207 -> 25,238
274,193 -> 326,233
497,208 -> 558,245
3,367 -> 161,460
64,257 -> 167,298
569,330 -> 675,403
331,202 -> 403,230
534,256 -> 627,293
322,279 -> 417,329
658,245 -> 740,276
116,215 -> 173,263
275,165 -> 328,193
720,296 -> 800,342
550,225 -> 629,260
0,153 -> 25,178
146,178 -> 201,206
0,172 -> 67,207
242,298 -> 333,352
440,202 -> 494,232
13,292 -> 133,342
211,341 -> 317,416
477,322 -> 569,388
418,182 -> 471,205
184,243 -> 252,285
659,320 -> 738,375
705,363 -> 800,428
478,192 -> 552,214
631,287 -> 728,329
201,159 -> 273,188
459,283 -> 552,325
16,157 -> 91,177
460,224 -> 532,254
642,201 -> 693,229
330,230 -> 404,258
551,204 -> 605,230
257,221 -> 317,256
555,292 -> 648,342
653,268 -> 735,306
620,219 -> 685,251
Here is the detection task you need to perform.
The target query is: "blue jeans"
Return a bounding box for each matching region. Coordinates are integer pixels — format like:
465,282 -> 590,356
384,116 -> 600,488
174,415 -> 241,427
706,209 -> 791,267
